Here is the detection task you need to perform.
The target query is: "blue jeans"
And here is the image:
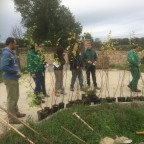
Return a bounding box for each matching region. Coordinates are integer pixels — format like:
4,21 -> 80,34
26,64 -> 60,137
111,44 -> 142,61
71,69 -> 83,88
34,71 -> 43,95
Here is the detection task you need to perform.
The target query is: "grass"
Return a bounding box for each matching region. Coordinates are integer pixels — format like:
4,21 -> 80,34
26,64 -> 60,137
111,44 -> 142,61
1,103 -> 144,144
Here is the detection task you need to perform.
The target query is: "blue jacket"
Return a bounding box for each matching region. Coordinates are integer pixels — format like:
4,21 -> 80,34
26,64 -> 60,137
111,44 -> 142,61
1,48 -> 20,80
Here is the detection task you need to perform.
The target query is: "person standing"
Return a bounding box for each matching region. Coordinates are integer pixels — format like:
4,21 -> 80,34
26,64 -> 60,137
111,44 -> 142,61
82,41 -> 100,90
27,44 -> 45,103
54,46 -> 66,95
127,45 -> 141,92
1,37 -> 26,124
69,44 -> 84,91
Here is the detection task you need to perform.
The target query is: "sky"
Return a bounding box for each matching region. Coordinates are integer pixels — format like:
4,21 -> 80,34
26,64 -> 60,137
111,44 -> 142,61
0,0 -> 144,42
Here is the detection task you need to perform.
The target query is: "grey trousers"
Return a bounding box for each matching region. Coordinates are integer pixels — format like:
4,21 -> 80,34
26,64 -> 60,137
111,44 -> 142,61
4,80 -> 19,120
54,70 -> 64,91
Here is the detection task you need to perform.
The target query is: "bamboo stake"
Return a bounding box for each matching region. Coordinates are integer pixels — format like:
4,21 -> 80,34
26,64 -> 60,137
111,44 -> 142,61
73,112 -> 94,131
0,106 -> 50,144
136,132 -> 144,134
61,126 -> 87,144
0,116 -> 34,144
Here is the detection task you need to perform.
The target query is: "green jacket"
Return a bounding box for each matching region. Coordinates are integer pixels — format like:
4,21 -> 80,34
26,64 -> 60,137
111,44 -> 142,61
82,49 -> 98,67
27,49 -> 43,74
127,49 -> 140,68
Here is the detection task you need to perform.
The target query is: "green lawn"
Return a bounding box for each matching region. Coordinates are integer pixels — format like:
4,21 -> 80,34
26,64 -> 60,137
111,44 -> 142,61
1,103 -> 144,144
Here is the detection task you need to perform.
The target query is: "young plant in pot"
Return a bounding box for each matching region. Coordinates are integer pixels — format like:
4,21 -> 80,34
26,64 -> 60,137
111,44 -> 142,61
106,97 -> 116,103
117,97 -> 126,102
87,89 -> 97,102
66,101 -> 73,108
28,92 -> 48,121
125,97 -> 133,102
52,104 -> 59,113
58,102 -> 65,109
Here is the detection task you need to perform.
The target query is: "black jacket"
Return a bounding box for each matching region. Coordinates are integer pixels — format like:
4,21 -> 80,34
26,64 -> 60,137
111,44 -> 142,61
68,51 -> 83,70
54,53 -> 65,70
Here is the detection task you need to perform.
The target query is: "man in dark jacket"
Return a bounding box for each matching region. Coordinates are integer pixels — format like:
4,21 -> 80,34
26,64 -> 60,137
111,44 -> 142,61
69,44 -> 84,91
1,37 -> 26,124
82,41 -> 100,89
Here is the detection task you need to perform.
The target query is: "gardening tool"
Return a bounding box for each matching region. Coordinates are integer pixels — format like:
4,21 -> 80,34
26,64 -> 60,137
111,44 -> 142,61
136,132 -> 144,134
72,112 -> 94,131
0,115 -> 34,144
0,106 -> 50,144
61,126 -> 87,144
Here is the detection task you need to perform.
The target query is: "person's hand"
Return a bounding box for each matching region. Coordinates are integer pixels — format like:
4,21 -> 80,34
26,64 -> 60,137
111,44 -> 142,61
88,60 -> 92,64
31,74 -> 36,78
93,61 -> 97,65
76,66 -> 79,69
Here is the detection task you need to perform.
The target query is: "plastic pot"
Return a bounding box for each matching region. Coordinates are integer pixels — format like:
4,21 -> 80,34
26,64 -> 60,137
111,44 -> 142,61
66,103 -> 73,108
125,97 -> 133,102
139,96 -> 144,101
74,99 -> 83,105
118,97 -> 125,102
37,110 -> 47,121
84,97 -> 91,105
106,97 -> 116,103
52,104 -> 59,113
44,107 -> 52,116
93,98 -> 101,104
59,102 -> 65,109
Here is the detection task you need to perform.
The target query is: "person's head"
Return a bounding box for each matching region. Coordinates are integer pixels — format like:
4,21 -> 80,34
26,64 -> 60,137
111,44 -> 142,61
56,46 -> 64,56
84,39 -> 91,48
5,37 -> 16,50
35,42 -> 40,51
87,41 -> 92,50
133,45 -> 139,52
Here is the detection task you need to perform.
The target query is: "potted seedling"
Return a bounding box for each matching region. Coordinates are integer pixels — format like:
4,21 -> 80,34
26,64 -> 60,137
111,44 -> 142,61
28,92 -> 48,121
125,97 -> 133,102
118,97 -> 126,102
105,97 -> 116,103
58,102 -> 65,109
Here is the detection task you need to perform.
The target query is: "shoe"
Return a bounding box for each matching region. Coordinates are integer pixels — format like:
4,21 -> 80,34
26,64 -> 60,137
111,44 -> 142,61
44,94 -> 50,97
127,84 -> 132,89
131,89 -> 141,92
16,113 -> 26,118
95,86 -> 100,90
9,120 -> 21,124
70,87 -> 74,91
41,100 -> 45,103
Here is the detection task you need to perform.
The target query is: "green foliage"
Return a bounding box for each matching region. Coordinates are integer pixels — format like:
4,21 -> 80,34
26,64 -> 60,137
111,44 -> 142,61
1,104 -> 144,143
14,0 -> 82,48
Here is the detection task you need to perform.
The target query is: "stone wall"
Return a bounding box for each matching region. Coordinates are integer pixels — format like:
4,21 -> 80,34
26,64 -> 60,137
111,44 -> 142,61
18,49 -> 144,69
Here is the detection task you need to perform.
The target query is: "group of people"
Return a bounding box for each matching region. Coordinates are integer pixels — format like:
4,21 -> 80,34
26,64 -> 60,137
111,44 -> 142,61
27,39 -> 100,98
0,37 -> 141,124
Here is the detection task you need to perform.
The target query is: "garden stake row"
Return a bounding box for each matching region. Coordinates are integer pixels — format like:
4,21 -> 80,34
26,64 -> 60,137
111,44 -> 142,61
73,112 -> 94,131
61,126 -> 87,144
0,105 -> 50,144
0,115 -> 34,144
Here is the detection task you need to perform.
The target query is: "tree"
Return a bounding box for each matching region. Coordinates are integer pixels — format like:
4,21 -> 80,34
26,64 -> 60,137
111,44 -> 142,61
93,38 -> 102,49
82,32 -> 94,43
14,0 -> 82,47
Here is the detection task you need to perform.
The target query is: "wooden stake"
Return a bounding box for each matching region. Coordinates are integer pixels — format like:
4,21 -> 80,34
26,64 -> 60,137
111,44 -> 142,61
61,126 -> 87,144
0,106 -> 50,144
0,116 -> 34,144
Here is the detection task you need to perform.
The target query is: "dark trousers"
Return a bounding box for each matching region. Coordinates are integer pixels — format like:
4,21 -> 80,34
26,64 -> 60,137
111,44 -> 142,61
71,69 -> 83,88
34,71 -> 43,95
129,67 -> 140,89
86,66 -> 97,86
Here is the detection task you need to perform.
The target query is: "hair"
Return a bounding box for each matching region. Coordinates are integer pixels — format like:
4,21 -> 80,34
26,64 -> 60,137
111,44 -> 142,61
56,46 -> 64,57
133,45 -> 138,49
5,37 -> 15,46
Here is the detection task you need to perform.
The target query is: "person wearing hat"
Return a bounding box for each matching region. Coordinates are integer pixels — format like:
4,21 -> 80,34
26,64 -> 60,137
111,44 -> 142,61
127,45 -> 141,92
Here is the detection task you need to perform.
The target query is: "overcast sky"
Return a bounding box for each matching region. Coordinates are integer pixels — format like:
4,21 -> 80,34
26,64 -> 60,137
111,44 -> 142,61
0,0 -> 144,41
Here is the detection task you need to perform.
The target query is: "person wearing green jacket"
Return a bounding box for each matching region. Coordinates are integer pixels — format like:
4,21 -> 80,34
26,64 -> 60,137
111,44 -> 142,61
27,44 -> 44,101
127,45 -> 141,92
82,41 -> 100,89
